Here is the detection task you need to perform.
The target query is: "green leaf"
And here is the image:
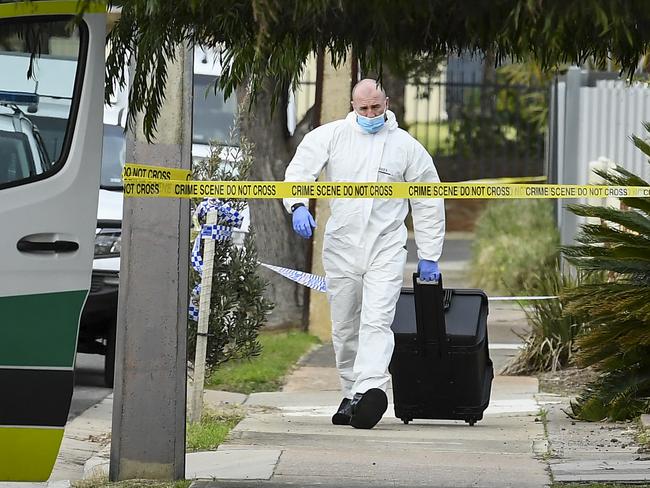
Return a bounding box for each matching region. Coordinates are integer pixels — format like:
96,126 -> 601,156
633,135 -> 650,159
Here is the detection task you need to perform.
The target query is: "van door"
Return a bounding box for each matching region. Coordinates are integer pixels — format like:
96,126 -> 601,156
0,2 -> 105,481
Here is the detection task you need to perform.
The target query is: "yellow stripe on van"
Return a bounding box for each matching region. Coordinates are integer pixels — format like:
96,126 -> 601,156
0,426 -> 64,481
0,1 -> 105,19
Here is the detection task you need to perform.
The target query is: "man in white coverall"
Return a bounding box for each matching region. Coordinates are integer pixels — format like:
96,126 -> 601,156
283,79 -> 445,429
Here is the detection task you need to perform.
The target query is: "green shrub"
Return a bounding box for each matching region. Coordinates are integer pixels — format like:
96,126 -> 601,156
188,136 -> 274,373
501,260 -> 593,375
471,199 -> 559,294
564,125 -> 650,421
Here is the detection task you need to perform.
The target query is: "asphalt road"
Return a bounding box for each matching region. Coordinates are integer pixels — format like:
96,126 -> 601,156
70,353 -> 112,421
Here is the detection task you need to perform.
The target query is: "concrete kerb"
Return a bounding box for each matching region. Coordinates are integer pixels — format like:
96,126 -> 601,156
83,447 -> 282,482
541,392 -> 650,484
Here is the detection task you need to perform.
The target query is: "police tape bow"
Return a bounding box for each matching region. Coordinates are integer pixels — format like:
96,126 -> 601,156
189,198 -> 244,320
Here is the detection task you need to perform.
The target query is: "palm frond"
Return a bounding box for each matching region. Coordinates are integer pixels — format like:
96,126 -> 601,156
568,204 -> 650,236
564,125 -> 650,421
576,224 -> 650,247
569,362 -> 650,421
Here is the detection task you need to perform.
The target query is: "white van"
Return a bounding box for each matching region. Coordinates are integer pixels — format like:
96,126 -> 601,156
0,6 -> 105,481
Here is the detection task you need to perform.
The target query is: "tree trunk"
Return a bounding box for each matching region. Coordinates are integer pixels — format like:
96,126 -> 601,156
381,67 -> 406,128
237,79 -> 314,329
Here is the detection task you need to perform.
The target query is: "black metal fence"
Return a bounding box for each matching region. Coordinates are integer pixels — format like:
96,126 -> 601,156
407,78 -> 547,182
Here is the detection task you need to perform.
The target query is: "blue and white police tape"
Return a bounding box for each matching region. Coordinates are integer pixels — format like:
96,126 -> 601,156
194,197 -> 245,227
259,263 -> 327,293
188,198 -> 328,320
189,240 -> 327,320
189,224 -> 233,274
189,225 -> 232,321
189,199 -> 245,320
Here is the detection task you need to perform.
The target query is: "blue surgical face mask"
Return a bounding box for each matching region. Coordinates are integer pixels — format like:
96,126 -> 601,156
356,111 -> 385,134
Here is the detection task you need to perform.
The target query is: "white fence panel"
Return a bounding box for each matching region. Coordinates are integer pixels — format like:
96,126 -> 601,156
576,81 -> 650,184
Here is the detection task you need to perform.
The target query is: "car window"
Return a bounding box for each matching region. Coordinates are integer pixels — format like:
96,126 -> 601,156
192,74 -> 238,144
100,124 -> 126,189
0,130 -> 35,183
0,16 -> 85,189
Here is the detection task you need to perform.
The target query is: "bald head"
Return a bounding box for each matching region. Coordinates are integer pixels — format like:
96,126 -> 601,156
352,79 -> 386,99
351,78 -> 388,118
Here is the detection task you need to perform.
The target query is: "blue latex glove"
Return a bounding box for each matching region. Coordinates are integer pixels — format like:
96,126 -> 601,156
292,206 -> 316,239
418,259 -> 440,281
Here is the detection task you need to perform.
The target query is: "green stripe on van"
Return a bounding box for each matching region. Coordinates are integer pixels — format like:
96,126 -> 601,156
0,426 -> 64,481
0,290 -> 87,367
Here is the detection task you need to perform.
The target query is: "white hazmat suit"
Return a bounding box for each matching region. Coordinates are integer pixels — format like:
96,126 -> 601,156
284,109 -> 445,398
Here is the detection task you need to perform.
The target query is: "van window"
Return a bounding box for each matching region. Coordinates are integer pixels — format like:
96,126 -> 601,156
0,17 -> 86,189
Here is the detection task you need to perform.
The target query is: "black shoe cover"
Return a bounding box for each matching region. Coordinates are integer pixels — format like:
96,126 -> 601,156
332,397 -> 352,425
350,388 -> 388,429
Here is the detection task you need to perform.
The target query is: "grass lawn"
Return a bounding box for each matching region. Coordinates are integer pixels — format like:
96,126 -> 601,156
186,407 -> 244,452
407,121 -> 455,156
205,330 -> 320,394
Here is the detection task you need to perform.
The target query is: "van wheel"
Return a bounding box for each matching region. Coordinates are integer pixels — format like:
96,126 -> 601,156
104,320 -> 116,388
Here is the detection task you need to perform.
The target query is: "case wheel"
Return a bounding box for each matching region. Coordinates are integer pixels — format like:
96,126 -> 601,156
402,418 -> 412,425
465,417 -> 477,426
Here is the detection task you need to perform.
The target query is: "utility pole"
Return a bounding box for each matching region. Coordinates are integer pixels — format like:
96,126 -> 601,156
110,45 -> 193,480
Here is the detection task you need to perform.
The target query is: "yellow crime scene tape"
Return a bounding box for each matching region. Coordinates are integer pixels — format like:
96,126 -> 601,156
123,178 -> 650,200
122,164 -> 649,200
122,162 -> 192,181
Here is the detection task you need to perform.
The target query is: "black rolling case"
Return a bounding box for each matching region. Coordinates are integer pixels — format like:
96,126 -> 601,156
389,274 -> 493,425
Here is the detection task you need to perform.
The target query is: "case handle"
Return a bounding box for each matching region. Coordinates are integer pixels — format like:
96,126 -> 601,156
412,272 -> 449,358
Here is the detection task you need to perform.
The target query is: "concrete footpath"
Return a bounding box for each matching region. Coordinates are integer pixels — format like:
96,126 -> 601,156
7,233 -> 650,487
203,344 -> 549,487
